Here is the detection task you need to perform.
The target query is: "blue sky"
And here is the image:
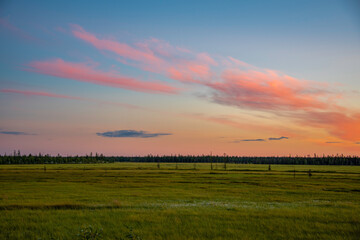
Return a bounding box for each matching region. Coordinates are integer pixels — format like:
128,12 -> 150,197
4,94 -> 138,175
0,0 -> 359,155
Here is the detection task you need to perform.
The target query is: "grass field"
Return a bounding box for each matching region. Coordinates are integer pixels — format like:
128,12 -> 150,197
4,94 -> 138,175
1,163 -> 359,239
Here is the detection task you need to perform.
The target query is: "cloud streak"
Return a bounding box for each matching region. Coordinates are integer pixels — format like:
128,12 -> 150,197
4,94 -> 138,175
96,130 -> 172,138
184,113 -> 291,136
233,136 -> 289,143
1,88 -> 83,100
234,139 -> 266,142
71,24 -> 216,83
1,88 -> 143,110
268,136 -> 288,141
71,24 -> 164,66
26,59 -> 178,94
0,131 -> 34,135
0,18 -> 39,42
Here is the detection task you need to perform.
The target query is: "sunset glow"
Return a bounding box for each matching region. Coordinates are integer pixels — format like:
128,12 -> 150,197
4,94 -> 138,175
0,0 -> 359,156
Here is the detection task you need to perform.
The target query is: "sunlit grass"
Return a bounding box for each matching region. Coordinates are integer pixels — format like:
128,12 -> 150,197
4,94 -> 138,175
1,163 -> 359,239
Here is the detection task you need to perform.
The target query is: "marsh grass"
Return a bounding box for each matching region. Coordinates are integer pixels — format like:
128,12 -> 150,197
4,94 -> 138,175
0,163 -> 359,239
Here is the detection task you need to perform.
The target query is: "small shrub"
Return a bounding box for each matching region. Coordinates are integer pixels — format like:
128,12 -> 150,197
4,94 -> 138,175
120,225 -> 143,240
77,225 -> 103,240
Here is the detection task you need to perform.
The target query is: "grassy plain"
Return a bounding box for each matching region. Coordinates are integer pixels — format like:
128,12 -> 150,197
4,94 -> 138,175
0,163 -> 359,239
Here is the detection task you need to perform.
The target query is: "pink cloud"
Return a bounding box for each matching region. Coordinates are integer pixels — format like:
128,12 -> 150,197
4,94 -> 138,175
207,69 -> 330,111
167,67 -> 198,83
166,62 -> 213,84
191,67 -> 358,141
202,69 -> 360,141
196,53 -> 217,66
71,24 -> 164,67
71,24 -> 217,83
188,64 -> 210,77
26,59 -> 178,94
136,38 -> 178,58
166,62 -> 213,83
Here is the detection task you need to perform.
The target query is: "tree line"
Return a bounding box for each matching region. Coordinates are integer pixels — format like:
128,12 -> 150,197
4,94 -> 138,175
0,151 -> 359,165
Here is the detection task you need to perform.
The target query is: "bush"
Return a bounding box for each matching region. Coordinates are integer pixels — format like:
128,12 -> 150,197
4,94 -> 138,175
76,224 -> 143,240
117,225 -> 143,240
77,225 -> 103,240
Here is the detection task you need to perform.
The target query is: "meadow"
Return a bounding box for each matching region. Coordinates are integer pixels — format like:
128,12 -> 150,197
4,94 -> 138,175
0,163 -> 359,239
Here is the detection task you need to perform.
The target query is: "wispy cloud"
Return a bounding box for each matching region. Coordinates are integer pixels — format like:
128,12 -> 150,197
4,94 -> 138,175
26,24 -> 359,143
0,18 -> 39,42
294,111 -> 360,141
233,136 -> 289,143
26,59 -> 178,94
207,69 -> 331,111
69,26 -> 335,111
325,141 -> 342,144
233,139 -> 265,143
71,24 -> 216,83
204,69 -> 359,142
71,24 -> 164,66
0,131 -> 34,136
1,88 -> 143,110
1,89 -> 83,100
268,136 -> 288,141
96,130 -> 172,138
184,113 -> 291,136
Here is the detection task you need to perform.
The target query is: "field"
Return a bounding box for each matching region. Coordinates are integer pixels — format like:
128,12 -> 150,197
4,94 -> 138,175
1,163 -> 360,239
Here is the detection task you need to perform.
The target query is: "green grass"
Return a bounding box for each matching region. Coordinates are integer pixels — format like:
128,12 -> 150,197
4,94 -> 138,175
1,163 -> 359,239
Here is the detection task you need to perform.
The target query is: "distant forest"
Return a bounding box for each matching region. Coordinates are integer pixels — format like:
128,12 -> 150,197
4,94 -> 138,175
0,151 -> 359,165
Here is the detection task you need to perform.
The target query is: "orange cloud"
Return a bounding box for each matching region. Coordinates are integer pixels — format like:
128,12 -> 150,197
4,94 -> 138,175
299,111 -> 360,142
207,69 -> 330,111
203,69 -> 360,142
26,59 -> 178,94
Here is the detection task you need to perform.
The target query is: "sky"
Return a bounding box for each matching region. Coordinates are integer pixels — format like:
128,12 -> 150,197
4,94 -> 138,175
0,0 -> 359,156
